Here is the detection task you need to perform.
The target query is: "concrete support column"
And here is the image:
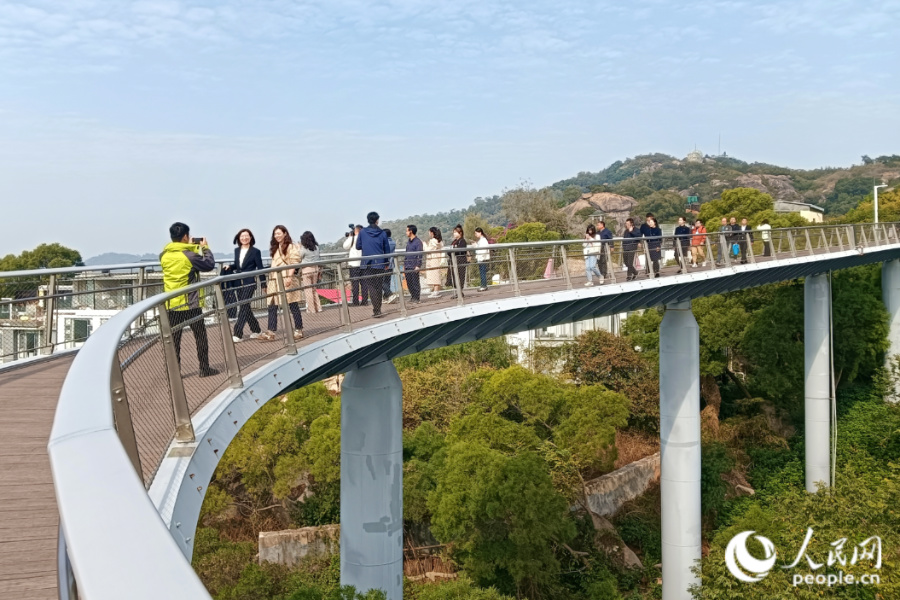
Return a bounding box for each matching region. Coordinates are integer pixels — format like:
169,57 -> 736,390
804,273 -> 832,492
659,300 -> 701,600
882,260 -> 900,401
341,361 -> 403,600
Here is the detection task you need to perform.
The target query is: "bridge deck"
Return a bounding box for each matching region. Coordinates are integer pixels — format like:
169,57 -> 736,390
0,245 -> 870,597
0,357 -> 73,600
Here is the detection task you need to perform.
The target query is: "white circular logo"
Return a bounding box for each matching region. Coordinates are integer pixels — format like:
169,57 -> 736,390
725,531 -> 777,582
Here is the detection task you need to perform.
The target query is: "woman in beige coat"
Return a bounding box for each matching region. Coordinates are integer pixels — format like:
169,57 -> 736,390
259,225 -> 304,341
425,226 -> 446,298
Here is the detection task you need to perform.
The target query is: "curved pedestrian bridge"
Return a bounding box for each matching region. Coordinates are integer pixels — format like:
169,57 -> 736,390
2,223 -> 899,599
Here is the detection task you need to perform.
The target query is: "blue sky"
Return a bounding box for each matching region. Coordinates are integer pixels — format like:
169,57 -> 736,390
1,0 -> 898,258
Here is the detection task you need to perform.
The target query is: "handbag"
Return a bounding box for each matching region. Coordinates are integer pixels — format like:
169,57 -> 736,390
732,243 -> 740,257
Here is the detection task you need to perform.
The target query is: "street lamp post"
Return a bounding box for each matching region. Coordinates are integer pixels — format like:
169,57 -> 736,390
875,184 -> 888,223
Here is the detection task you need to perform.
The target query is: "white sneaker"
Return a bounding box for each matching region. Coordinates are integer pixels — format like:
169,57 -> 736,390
386,294 -> 398,304
249,332 -> 260,339
232,335 -> 242,343
702,261 -> 707,267
584,281 -> 593,287
428,291 -> 441,298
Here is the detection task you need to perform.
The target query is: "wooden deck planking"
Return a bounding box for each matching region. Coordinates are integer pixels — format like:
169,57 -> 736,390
0,357 -> 73,600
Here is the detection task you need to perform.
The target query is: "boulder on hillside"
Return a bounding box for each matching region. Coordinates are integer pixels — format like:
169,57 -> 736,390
564,192 -> 638,235
736,174 -> 802,202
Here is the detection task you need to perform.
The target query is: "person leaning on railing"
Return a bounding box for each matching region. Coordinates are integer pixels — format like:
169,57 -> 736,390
160,222 -> 220,378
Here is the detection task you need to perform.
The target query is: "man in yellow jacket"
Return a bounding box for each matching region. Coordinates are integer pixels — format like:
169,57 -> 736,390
161,222 -> 219,378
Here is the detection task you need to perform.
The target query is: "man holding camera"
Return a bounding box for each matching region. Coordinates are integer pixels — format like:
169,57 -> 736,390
161,222 -> 219,378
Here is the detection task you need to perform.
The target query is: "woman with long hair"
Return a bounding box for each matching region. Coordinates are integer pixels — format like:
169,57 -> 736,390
582,223 -> 602,286
425,226 -> 445,298
259,225 -> 303,342
446,224 -> 468,298
223,228 -> 263,341
298,231 -> 322,314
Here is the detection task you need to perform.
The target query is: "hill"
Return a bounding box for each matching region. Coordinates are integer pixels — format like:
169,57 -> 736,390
321,152 -> 900,249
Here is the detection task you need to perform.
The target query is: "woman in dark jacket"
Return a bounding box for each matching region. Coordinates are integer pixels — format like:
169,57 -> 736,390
223,228 -> 264,341
622,218 -> 642,281
645,216 -> 663,277
446,224 -> 468,298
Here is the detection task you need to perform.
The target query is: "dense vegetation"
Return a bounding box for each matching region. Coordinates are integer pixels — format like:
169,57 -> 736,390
318,153 -> 900,251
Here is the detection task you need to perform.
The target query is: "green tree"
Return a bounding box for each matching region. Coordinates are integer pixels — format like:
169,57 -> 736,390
843,187 -> 900,223
637,190 -> 689,223
698,187 -> 774,225
0,242 -> 83,271
428,442 -> 576,596
500,185 -> 570,235
497,222 -> 562,244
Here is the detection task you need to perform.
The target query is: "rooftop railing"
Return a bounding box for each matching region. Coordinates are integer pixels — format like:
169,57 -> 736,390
46,222 -> 900,599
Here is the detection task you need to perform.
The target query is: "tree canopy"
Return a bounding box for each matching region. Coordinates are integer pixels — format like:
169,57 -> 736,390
0,243 -> 83,271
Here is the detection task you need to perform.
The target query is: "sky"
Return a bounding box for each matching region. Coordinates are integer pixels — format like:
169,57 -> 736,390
1,0 -> 898,260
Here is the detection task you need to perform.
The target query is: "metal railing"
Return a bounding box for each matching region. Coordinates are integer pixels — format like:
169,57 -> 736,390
46,222 -> 900,599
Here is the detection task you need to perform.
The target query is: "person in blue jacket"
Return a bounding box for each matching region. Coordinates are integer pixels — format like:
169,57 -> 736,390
356,211 -> 391,318
639,212 -> 655,275
597,220 -> 614,282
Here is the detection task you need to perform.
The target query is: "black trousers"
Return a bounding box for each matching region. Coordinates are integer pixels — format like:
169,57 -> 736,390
763,240 -> 772,257
267,303 -> 303,331
363,268 -> 386,315
233,284 -> 261,337
406,270 -> 421,301
223,284 -> 238,319
739,242 -> 748,263
447,262 -> 467,292
624,250 -> 638,280
169,308 -> 210,372
349,267 -> 368,305
599,251 -> 609,278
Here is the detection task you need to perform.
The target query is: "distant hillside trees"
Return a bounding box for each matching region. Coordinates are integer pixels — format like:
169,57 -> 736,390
0,243 -> 83,271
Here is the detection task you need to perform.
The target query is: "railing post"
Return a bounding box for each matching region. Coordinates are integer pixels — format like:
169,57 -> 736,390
604,242 -> 617,283
847,225 -> 856,249
110,359 -> 142,476
393,256 -> 408,318
157,307 -> 195,442
860,226 -> 869,247
508,248 -> 521,296
336,264 -> 353,332
704,235 -> 716,270
720,233 -> 732,267
836,227 -> 845,252
745,232 -> 755,264
450,252 -> 465,306
787,229 -> 797,258
136,267 -> 147,328
642,239 -> 654,276
559,245 -> 573,289
891,223 -> 898,242
804,228 -> 813,254
43,273 -> 57,355
276,270 -> 298,355
819,227 -> 829,253
213,285 -> 243,388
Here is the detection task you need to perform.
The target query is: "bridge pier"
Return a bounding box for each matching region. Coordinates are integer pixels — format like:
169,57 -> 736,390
659,300 -> 701,600
882,260 -> 900,402
804,273 -> 832,492
340,360 -> 404,600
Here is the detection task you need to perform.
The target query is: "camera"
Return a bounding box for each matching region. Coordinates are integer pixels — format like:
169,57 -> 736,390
345,224 -> 356,237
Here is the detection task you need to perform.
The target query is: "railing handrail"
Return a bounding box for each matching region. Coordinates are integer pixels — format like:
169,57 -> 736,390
46,220 -> 900,599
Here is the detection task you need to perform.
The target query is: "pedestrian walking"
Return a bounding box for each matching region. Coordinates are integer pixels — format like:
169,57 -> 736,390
757,219 -> 772,257
382,228 -> 398,303
356,211 -> 391,318
298,231 -> 322,314
405,225 -> 423,302
597,220 -> 613,281
640,212 -> 655,275
622,218 -> 641,281
473,227 -> 490,291
259,225 -> 304,342
736,218 -> 753,264
716,217 -> 730,265
583,223 -> 602,286
691,219 -> 707,267
425,227 -> 445,298
645,216 -> 662,277
223,228 -> 263,342
447,225 -> 468,298
674,216 -> 691,273
160,222 -> 219,377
